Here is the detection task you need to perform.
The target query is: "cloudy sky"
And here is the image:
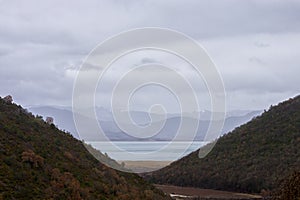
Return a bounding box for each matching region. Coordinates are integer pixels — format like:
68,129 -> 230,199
0,0 -> 299,112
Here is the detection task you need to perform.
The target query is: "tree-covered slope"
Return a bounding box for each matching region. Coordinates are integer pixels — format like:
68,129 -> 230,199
146,95 -> 300,194
0,97 -> 169,200
272,170 -> 300,200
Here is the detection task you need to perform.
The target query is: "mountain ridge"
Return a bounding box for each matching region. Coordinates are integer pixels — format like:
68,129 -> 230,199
28,106 -> 261,142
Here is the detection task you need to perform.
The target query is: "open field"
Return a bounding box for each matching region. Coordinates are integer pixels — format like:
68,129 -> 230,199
118,160 -> 172,172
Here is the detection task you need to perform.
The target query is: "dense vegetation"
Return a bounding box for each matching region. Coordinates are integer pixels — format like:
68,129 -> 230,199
272,170 -> 300,200
0,97 -> 169,199
146,95 -> 300,194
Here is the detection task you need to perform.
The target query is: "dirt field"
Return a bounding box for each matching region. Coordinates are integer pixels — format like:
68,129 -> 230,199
119,160 -> 171,172
155,184 -> 263,200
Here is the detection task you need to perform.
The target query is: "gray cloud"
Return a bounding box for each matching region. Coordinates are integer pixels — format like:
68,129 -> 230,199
254,41 -> 270,48
0,0 -> 299,111
248,57 -> 266,65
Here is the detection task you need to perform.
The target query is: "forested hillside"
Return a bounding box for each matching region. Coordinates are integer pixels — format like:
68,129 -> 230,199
0,97 -> 169,199
146,95 -> 300,194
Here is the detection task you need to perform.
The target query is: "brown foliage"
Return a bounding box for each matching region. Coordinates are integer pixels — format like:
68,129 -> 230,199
272,171 -> 300,200
64,151 -> 79,162
21,150 -> 44,168
47,168 -> 83,200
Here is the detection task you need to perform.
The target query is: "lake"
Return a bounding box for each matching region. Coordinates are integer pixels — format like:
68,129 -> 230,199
88,141 -> 207,161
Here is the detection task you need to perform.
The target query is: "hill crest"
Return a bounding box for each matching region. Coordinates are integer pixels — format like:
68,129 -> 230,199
0,96 -> 169,199
146,95 -> 300,194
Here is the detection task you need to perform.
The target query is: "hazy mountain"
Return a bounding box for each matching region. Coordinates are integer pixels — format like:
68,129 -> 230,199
28,106 -> 261,141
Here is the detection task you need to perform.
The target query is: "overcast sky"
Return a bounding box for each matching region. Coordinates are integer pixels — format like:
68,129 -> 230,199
0,0 -> 299,112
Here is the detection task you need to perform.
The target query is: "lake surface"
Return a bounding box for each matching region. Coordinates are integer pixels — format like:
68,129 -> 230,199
88,141 -> 207,161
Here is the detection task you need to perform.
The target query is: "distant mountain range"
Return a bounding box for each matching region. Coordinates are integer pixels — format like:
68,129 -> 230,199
28,106 -> 262,141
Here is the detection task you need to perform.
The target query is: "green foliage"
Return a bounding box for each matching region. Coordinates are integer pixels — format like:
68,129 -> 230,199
147,95 -> 300,194
0,97 -> 169,199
